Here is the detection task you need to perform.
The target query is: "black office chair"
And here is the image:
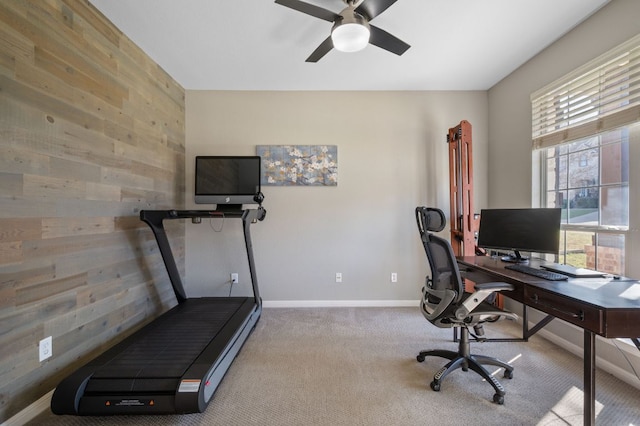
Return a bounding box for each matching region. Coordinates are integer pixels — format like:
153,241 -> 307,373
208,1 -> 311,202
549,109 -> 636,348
415,206 -> 517,404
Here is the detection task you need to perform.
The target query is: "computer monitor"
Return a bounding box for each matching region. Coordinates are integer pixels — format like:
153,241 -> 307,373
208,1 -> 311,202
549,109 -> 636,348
194,156 -> 261,209
477,208 -> 561,262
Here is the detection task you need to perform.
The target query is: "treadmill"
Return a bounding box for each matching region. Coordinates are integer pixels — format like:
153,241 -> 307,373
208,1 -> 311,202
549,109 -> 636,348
51,207 -> 266,415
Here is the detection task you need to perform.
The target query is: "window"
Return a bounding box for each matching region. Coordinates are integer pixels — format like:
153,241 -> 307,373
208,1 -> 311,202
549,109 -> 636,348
531,35 -> 640,150
542,128 -> 630,274
531,35 -> 640,276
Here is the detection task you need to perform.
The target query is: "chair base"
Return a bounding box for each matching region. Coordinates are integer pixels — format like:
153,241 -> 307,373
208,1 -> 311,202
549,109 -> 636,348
417,328 -> 514,404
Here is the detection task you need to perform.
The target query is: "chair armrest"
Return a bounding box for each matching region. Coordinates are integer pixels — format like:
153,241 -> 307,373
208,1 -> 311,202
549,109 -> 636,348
455,282 -> 514,320
474,282 -> 514,292
421,287 -> 457,321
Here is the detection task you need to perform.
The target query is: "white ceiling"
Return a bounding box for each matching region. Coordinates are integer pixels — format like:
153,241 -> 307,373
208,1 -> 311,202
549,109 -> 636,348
90,0 -> 610,91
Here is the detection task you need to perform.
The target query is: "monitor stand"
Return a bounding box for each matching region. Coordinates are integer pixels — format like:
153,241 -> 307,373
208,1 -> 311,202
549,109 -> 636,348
501,250 -> 528,263
216,204 -> 243,212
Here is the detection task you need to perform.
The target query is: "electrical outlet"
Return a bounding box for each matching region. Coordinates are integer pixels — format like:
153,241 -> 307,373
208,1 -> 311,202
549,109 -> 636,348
391,272 -> 398,283
231,273 -> 239,284
335,272 -> 342,283
39,336 -> 52,362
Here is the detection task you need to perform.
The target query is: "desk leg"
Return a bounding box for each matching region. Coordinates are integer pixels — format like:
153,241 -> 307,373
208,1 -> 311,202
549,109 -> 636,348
584,330 -> 595,426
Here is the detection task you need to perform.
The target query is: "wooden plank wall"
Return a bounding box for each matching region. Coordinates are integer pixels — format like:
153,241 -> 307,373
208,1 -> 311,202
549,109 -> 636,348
0,0 -> 186,421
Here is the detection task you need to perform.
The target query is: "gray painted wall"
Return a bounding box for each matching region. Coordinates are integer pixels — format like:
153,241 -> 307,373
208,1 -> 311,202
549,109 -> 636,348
185,91 -> 488,303
488,0 -> 640,211
488,0 -> 640,279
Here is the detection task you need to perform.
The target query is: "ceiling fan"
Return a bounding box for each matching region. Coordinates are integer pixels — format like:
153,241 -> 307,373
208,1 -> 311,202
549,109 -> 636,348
275,0 -> 410,62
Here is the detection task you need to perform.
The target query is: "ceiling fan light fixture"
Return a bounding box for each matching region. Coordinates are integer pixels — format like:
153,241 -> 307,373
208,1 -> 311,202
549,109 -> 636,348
332,22 -> 370,52
275,0 -> 409,62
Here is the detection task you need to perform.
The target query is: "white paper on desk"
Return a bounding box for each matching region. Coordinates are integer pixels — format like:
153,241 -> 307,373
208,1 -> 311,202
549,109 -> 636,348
620,283 -> 640,300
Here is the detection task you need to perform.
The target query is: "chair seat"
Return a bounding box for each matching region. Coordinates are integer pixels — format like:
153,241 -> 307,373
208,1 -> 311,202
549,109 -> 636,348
428,296 -> 517,329
459,294 -> 518,322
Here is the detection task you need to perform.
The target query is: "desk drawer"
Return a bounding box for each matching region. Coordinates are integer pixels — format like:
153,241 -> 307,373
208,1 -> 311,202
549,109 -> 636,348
524,287 -> 603,334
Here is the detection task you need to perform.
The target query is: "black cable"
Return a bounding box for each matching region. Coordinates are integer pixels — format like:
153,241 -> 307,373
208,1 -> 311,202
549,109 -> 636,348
208,215 -> 224,232
611,338 -> 640,385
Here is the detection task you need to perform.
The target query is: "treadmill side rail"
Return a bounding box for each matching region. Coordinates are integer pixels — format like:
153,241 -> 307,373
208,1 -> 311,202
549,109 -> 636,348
139,208 -> 265,306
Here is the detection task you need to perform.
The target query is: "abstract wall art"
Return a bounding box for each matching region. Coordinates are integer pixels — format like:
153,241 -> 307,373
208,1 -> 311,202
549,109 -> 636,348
256,145 -> 338,186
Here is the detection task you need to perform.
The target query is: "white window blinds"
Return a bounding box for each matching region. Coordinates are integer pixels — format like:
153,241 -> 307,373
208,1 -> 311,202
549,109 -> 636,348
531,34 -> 640,149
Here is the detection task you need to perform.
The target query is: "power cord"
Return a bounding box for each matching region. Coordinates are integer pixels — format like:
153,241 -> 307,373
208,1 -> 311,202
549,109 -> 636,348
208,214 -> 224,232
611,338 -> 640,386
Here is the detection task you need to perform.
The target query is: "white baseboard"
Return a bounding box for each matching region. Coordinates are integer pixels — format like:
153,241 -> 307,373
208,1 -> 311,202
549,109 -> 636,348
1,390 -> 52,426
262,300 -> 419,308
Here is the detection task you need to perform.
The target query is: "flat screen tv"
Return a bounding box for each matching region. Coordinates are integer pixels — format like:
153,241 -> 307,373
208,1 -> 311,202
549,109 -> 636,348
477,208 -> 561,262
194,156 -> 261,209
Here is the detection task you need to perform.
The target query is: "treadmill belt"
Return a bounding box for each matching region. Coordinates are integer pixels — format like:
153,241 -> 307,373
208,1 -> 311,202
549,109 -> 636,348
86,299 -> 245,389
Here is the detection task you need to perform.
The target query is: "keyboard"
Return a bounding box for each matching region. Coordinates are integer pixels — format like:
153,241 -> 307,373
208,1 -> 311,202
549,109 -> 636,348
504,264 -> 569,281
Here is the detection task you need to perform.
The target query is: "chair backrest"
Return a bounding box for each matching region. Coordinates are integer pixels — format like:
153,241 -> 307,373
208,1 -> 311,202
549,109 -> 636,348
415,207 -> 465,324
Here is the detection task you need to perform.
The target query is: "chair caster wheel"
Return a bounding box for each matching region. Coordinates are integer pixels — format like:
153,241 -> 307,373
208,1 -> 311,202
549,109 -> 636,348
493,394 -> 504,405
417,355 -> 425,362
430,381 -> 440,392
504,369 -> 513,379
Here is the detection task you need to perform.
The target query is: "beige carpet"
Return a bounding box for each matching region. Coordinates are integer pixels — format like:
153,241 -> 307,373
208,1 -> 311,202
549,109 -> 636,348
30,307 -> 640,425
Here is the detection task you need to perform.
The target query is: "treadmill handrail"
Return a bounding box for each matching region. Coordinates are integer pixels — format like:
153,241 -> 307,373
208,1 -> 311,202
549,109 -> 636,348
140,208 -> 266,304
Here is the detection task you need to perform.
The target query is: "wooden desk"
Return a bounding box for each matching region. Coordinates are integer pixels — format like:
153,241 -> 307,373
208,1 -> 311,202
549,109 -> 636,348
457,256 -> 640,426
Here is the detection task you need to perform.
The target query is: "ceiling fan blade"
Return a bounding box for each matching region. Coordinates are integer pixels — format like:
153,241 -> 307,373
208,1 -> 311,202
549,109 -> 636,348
306,36 -> 334,62
274,0 -> 340,22
369,25 -> 410,56
355,0 -> 398,20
